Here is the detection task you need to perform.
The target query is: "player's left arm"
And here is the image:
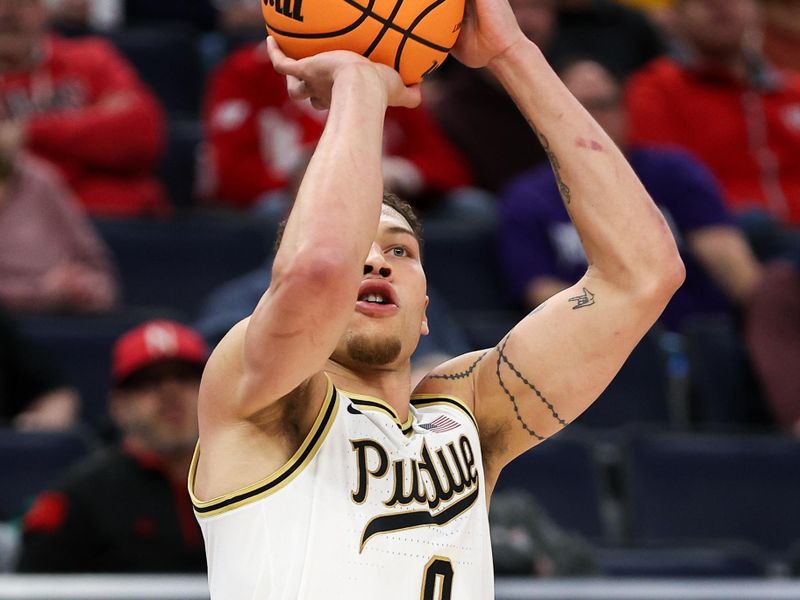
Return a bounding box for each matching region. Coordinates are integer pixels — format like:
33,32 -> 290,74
417,0 -> 685,484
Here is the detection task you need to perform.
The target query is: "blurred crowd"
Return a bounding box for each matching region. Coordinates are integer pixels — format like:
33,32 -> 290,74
0,0 -> 799,580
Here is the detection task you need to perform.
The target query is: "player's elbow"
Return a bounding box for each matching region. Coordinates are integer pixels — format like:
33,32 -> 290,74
272,250 -> 357,301
636,248 -> 686,305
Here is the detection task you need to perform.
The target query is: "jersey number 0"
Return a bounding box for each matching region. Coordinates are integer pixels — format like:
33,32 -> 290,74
421,556 -> 454,600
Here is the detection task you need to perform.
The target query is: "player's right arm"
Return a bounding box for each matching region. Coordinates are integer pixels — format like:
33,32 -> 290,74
200,40 -> 421,421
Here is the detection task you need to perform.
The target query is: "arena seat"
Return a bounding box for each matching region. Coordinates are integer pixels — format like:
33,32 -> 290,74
791,542 -> 800,576
422,220 -> 525,349
107,27 -> 203,117
598,546 -> 768,577
574,329 -> 672,429
625,433 -> 800,553
681,315 -> 769,430
0,431 -> 92,521
423,220 -> 513,313
159,119 -> 202,208
18,312 -> 171,435
95,215 -> 273,320
493,436 -> 606,541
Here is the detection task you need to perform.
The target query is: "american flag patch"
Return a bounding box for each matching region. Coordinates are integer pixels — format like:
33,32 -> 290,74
419,415 -> 461,433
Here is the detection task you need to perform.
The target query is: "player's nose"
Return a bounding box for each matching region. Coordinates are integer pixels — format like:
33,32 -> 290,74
363,243 -> 391,278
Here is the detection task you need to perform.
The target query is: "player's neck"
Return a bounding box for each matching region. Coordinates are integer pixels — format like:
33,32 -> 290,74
325,360 -> 413,421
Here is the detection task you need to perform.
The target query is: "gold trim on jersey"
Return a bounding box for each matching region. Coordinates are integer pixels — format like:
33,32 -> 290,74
344,390 -> 414,437
188,378 -> 338,518
410,394 -> 479,433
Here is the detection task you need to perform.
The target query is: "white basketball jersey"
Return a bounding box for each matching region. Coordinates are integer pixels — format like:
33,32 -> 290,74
189,377 -> 494,599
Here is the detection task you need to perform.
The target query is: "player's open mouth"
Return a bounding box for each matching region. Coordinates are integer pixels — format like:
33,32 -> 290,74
359,293 -> 391,304
356,280 -> 399,316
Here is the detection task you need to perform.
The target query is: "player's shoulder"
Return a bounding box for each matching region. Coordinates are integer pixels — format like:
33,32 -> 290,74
412,349 -> 490,414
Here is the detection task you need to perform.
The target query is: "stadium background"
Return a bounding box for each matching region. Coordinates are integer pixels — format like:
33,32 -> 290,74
0,0 -> 799,597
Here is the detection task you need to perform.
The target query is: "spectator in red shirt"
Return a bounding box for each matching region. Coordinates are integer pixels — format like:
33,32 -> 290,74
626,0 -> 800,227
0,0 -> 168,217
202,42 -> 473,213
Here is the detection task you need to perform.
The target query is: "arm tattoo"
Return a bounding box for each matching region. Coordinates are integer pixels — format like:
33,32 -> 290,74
527,120 -> 572,206
497,336 -> 567,427
495,337 -> 545,441
539,133 -> 572,205
568,287 -> 595,310
425,350 -> 489,381
494,334 -> 573,439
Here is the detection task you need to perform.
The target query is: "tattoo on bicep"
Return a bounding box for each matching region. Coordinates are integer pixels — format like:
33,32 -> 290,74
494,335 -> 568,440
568,287 -> 595,310
426,350 -> 490,381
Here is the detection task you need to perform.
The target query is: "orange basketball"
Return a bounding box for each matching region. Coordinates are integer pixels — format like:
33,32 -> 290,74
262,0 -> 465,84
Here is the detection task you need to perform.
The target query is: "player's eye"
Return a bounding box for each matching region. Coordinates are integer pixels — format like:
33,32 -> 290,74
390,246 -> 408,258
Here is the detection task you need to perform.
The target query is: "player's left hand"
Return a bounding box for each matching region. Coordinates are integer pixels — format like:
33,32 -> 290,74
266,37 -> 421,110
451,0 -> 531,68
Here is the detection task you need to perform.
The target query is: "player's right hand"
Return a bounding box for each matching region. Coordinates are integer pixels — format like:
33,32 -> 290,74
266,37 -> 421,110
452,0 -> 530,69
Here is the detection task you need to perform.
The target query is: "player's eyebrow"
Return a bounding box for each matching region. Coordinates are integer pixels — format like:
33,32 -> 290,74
384,226 -> 415,237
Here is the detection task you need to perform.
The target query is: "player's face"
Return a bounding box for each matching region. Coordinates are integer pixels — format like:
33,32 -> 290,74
0,0 -> 47,63
110,361 -> 201,454
332,206 -> 429,369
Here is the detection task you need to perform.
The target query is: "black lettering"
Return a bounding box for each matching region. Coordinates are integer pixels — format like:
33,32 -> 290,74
436,443 -> 468,498
351,439 -> 389,504
292,0 -> 304,21
417,441 -> 449,509
264,0 -> 304,21
385,458 -> 428,507
459,436 -> 479,483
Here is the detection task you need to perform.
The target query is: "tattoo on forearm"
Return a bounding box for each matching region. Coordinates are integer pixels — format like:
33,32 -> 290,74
528,122 -> 572,205
568,287 -> 595,310
498,336 -> 567,427
426,350 -> 489,381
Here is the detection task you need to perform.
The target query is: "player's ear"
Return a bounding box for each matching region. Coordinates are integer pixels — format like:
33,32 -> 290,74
420,295 -> 430,337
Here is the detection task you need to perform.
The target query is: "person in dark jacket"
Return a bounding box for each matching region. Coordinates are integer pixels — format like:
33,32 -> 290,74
17,320 -> 208,573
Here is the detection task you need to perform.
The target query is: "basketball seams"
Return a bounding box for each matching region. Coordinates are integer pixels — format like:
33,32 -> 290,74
393,0 -> 448,71
265,0 -> 461,83
342,0 -> 450,53
363,0 -> 406,58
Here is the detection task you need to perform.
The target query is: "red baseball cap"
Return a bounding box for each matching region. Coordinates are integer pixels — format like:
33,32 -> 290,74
112,320 -> 208,385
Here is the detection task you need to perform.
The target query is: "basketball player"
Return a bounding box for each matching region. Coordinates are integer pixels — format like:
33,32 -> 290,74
190,0 -> 685,597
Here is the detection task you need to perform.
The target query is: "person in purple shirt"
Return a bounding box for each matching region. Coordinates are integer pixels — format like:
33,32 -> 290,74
500,58 -> 761,332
